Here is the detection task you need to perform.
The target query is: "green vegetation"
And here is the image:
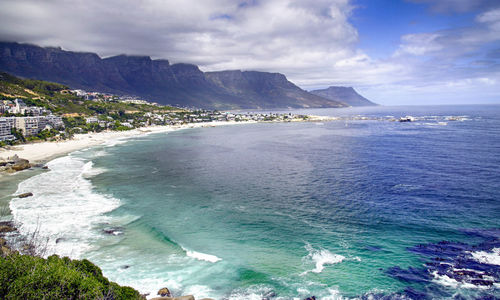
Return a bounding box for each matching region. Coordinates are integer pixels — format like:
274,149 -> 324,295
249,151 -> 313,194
0,253 -> 141,299
0,72 -> 178,115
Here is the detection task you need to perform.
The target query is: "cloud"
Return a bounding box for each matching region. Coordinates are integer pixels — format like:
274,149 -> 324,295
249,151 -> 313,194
0,0 -> 499,105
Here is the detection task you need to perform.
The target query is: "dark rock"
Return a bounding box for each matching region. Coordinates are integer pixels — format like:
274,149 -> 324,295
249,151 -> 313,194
262,290 -> 276,299
42,166 -> 49,169
0,225 -> 15,233
16,192 -> 33,198
151,296 -> 194,300
470,279 -> 493,286
157,287 -> 172,297
103,227 -> 124,236
6,157 -> 31,172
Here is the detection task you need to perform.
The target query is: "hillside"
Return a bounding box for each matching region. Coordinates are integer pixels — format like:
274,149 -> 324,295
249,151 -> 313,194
0,42 -> 347,110
310,86 -> 377,107
0,72 -> 177,116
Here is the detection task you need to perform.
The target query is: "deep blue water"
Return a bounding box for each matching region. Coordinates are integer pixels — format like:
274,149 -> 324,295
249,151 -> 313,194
12,105 -> 500,299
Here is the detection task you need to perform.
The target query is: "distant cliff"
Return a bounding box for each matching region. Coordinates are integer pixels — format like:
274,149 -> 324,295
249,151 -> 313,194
0,42 -> 347,109
310,86 -> 377,107
205,70 -> 344,109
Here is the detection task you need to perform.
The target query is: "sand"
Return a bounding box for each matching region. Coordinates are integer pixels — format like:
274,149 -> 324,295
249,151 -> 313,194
0,121 -> 254,166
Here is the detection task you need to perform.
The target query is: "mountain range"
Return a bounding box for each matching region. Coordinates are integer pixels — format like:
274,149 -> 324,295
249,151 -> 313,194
310,86 -> 377,107
0,41 -> 376,109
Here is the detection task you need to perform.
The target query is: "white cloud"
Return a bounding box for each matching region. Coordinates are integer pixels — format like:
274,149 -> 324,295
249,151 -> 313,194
0,0 -> 499,105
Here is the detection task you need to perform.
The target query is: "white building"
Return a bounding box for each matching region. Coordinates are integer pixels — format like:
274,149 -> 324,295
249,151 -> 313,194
0,117 -> 16,141
8,99 -> 27,114
85,116 -> 99,124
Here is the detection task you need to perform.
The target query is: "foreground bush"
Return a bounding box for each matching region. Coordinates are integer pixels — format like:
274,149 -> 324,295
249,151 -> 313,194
0,253 -> 141,299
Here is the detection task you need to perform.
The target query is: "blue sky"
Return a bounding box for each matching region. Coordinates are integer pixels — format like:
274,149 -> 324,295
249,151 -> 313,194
0,0 -> 499,105
352,0 -> 477,59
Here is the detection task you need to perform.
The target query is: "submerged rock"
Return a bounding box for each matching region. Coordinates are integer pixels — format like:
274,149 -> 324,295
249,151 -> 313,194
0,225 -> 15,233
16,192 -> 33,198
151,296 -> 194,300
102,227 -> 124,236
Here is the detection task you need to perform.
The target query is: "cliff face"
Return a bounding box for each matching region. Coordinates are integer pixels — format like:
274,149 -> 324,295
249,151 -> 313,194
205,70 -> 346,109
0,41 -> 347,109
310,86 -> 377,107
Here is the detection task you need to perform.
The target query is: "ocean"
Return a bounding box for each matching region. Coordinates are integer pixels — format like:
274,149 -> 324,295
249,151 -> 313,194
9,105 -> 500,299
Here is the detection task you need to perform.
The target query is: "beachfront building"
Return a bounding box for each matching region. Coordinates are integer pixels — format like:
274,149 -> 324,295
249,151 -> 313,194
14,115 -> 64,136
0,117 -> 16,141
45,115 -> 65,128
15,117 -> 47,136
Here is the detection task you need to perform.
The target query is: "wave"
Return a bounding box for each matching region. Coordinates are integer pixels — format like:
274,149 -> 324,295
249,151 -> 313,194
469,247 -> 500,266
10,155 -> 121,258
301,243 -> 346,275
182,246 -> 222,263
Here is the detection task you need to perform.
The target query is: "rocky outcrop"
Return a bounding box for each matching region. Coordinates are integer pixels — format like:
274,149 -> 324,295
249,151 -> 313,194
16,192 -> 33,198
310,86 -> 377,107
151,296 -> 195,300
0,222 -> 16,256
0,155 -> 31,173
0,41 -> 346,109
157,287 -> 172,297
0,225 -> 15,233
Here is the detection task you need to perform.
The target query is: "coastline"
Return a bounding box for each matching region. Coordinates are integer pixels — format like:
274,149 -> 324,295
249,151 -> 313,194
0,120 -> 257,169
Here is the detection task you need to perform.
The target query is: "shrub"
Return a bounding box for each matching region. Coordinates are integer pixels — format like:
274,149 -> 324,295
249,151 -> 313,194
0,253 -> 141,299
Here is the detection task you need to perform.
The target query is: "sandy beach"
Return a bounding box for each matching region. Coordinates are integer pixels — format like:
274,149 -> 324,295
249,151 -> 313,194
0,121 -> 254,167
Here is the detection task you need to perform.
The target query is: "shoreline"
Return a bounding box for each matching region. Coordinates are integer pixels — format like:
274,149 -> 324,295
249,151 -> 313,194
0,116 -> 334,174
0,120 -> 258,170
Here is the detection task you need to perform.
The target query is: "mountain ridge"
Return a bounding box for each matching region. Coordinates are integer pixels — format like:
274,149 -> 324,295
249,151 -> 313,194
0,42 -> 347,109
310,86 -> 377,107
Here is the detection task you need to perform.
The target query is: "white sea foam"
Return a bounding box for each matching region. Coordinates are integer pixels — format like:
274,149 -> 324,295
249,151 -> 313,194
431,271 -> 481,289
104,138 -> 129,147
10,155 -> 121,258
81,161 -> 107,178
182,247 -> 222,263
469,248 -> 500,266
301,243 -> 346,275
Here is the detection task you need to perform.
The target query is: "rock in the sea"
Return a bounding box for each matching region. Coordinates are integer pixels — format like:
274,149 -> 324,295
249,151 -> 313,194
151,296 -> 195,300
157,287 -> 172,297
10,158 -> 31,171
42,165 -> 49,169
0,225 -> 15,233
3,156 -> 31,173
16,192 -> 33,198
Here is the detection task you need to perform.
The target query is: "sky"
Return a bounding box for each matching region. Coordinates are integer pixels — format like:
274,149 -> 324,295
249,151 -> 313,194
0,0 -> 499,105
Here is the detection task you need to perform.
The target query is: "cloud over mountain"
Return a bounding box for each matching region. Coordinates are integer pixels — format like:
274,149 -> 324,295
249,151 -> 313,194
1,0 -> 499,105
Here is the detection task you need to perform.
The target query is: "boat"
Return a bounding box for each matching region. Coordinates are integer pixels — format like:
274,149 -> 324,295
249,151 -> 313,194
399,116 -> 415,122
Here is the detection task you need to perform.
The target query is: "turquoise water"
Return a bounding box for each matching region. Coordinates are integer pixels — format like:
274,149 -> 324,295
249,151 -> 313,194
10,105 -> 500,299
